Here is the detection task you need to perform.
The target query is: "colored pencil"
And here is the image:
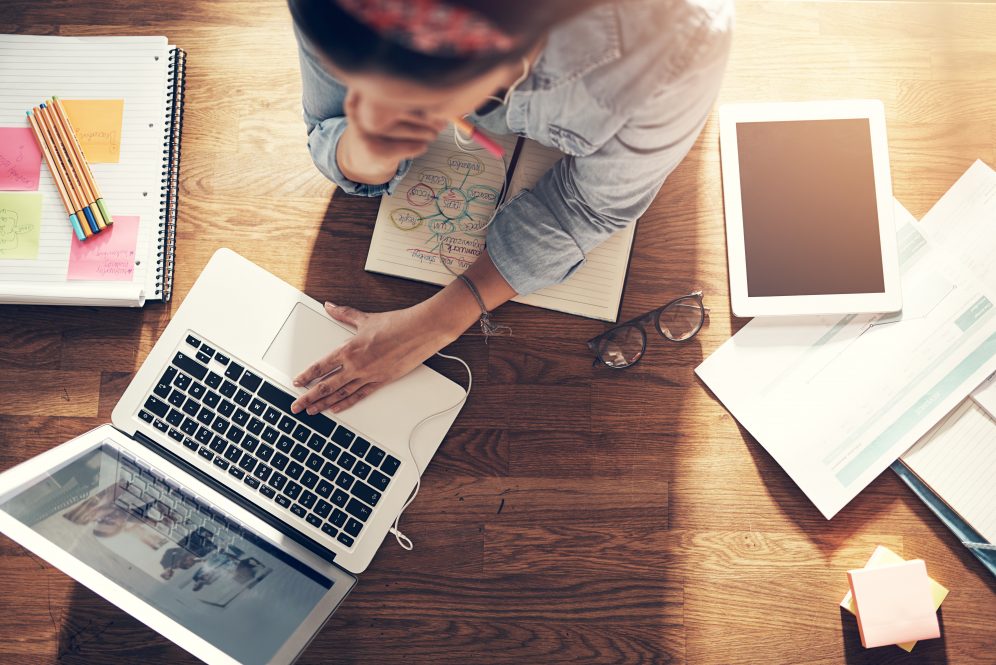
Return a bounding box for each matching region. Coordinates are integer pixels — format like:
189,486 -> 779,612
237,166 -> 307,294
32,104 -> 92,238
38,103 -> 98,234
25,110 -> 86,241
454,117 -> 505,159
45,99 -> 106,230
51,96 -> 112,227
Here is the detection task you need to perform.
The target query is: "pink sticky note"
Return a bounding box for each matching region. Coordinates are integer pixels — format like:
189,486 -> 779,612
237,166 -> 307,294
67,215 -> 140,281
847,560 -> 940,648
0,127 -> 43,190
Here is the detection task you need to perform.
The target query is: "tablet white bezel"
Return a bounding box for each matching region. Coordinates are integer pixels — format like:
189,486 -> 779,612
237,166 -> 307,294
0,425 -> 355,665
718,99 -> 902,317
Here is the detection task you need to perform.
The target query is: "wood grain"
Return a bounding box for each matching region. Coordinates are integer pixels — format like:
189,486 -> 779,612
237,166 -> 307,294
1,1 -> 995,664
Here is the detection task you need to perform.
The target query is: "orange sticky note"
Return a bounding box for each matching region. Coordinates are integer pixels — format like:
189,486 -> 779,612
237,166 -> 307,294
847,560 -> 940,649
840,545 -> 948,652
61,99 -> 125,163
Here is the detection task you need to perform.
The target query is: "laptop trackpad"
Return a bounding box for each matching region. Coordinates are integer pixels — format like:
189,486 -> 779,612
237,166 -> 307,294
263,302 -> 353,378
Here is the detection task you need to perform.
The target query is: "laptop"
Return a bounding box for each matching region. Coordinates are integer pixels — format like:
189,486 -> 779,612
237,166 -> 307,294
0,248 -> 468,664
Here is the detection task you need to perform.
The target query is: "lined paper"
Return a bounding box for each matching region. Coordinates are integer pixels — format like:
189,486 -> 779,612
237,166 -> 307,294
901,399 -> 996,543
0,35 -> 170,305
365,129 -> 636,321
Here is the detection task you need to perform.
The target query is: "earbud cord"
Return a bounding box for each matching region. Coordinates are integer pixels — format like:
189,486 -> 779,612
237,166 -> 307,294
388,350 -> 472,550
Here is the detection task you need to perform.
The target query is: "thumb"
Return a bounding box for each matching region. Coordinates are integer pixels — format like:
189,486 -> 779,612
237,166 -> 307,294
325,301 -> 367,327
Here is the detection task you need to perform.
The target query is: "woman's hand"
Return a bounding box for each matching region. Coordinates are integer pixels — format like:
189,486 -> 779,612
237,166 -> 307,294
336,89 -> 446,185
290,301 -> 461,415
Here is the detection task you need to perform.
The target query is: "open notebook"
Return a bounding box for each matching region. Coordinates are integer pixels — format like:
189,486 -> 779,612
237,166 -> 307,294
364,128 -> 636,321
0,35 -> 185,307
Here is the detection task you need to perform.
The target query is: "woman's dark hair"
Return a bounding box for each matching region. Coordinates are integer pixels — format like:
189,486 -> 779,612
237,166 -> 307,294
289,0 -> 603,87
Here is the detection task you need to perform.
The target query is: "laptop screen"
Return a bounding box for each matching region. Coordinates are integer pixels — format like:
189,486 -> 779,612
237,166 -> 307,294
0,439 -> 339,665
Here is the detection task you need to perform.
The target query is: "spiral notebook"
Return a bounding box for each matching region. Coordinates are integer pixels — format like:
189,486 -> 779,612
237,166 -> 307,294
0,35 -> 185,307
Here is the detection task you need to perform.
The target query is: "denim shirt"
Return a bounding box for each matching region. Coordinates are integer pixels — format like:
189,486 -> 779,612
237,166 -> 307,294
297,0 -> 733,295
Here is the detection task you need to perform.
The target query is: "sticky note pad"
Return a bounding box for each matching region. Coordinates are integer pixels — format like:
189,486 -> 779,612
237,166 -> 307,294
61,99 -> 125,163
0,127 -> 42,190
67,215 -> 139,281
847,559 -> 940,649
0,192 -> 43,260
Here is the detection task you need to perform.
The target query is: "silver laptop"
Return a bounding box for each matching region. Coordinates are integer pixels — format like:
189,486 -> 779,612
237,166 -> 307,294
0,248 -> 467,664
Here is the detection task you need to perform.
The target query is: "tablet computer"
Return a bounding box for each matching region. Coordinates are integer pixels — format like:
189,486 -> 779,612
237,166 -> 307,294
718,99 -> 902,317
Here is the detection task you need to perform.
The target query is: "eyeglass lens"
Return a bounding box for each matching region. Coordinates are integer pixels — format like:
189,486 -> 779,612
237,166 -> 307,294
657,296 -> 705,341
595,325 -> 646,368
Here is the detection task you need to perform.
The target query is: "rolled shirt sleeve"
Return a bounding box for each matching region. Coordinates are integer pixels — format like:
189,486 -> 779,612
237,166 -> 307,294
296,28 -> 411,196
486,9 -> 732,296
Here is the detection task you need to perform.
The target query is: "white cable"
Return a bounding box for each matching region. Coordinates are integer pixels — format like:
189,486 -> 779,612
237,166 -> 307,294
389,350 -> 472,550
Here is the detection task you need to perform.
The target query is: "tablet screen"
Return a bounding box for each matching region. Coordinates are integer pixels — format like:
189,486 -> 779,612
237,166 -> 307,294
735,118 -> 885,297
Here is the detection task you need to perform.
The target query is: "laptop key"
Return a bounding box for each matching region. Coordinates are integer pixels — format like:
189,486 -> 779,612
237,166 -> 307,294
269,472 -> 287,491
225,362 -> 244,382
300,491 -> 317,509
224,445 -> 242,463
308,433 -> 325,452
352,481 -> 380,507
258,444 -> 274,462
198,448 -> 214,462
183,438 -> 199,452
316,480 -> 334,498
322,442 -> 341,462
234,389 -> 252,407
215,352 -> 230,365
291,444 -> 309,462
275,495 -> 291,509
290,503 -> 307,518
286,462 -> 304,480
345,498 -> 372,522
367,470 -> 390,491
381,455 -> 401,476
220,380 -> 237,398
365,446 -> 386,466
247,417 -> 264,435
337,452 -> 356,471
197,406 -> 214,425
219,400 -> 236,417
314,500 -> 332,518
259,485 -> 276,499
211,415 -> 229,435
239,455 -> 257,472
344,518 -> 363,537
320,462 -> 338,480
210,436 -> 228,454
263,406 -> 281,425
331,425 -> 355,448
203,391 -> 220,408
232,409 -> 249,426
172,352 -> 207,380
292,424 -> 310,444
249,398 -> 266,416
262,427 -> 279,445
329,508 -> 347,527
350,437 -> 371,457
244,476 -> 260,489
205,371 -> 223,389
144,395 -> 169,418
226,426 -> 245,445
213,457 -> 230,471
168,428 -> 184,443
241,435 -> 260,453
196,351 -> 211,364
306,453 -> 324,472
253,464 -> 272,482
321,523 -> 339,538
168,389 -> 186,407
239,370 -> 262,392
155,366 -> 177,395
195,426 -> 213,444
186,334 -> 201,348
182,398 -> 200,417
173,373 -> 192,391
200,344 -> 215,357
335,471 -> 354,491
285,482 -> 302,501
301,471 -> 319,489
353,461 -> 372,480
337,533 -> 354,548
189,382 -> 206,400
138,409 -> 155,424
306,513 -> 323,528
276,435 -> 295,453
278,415 -> 296,434
153,419 -> 169,433
166,409 -> 184,426
228,467 -> 245,480
272,452 -> 289,471
331,489 -> 349,507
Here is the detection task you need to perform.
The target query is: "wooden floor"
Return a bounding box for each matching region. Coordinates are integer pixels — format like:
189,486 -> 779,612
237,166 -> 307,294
1,1 -> 995,663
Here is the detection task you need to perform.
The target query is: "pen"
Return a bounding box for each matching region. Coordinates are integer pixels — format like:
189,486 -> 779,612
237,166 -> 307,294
45,99 -> 107,230
37,103 -> 99,235
453,117 -> 505,159
51,96 -> 113,227
26,110 -> 87,241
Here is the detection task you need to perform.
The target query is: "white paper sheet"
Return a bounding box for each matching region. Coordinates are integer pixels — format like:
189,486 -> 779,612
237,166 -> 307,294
696,197 -> 996,518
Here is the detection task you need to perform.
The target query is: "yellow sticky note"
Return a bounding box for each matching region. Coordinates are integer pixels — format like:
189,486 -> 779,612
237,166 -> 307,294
61,99 -> 125,163
840,546 -> 948,652
0,192 -> 42,260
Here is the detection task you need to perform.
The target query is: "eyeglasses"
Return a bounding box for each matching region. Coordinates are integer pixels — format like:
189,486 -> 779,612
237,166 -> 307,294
586,291 -> 707,369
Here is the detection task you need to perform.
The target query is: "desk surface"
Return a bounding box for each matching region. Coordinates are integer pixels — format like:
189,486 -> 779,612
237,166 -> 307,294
1,1 -> 994,663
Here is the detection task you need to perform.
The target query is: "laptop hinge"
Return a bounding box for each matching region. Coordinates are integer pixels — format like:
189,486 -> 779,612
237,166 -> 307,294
129,429 -> 337,563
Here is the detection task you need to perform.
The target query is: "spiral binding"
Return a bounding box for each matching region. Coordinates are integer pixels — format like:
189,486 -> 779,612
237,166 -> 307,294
155,47 -> 186,303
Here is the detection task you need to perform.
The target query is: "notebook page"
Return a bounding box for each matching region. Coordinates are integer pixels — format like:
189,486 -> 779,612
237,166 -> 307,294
508,141 -> 636,322
366,132 -> 635,321
0,35 -> 169,305
901,399 -> 996,543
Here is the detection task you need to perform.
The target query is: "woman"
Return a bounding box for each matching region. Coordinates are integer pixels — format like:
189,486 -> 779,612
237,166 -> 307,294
288,0 -> 732,415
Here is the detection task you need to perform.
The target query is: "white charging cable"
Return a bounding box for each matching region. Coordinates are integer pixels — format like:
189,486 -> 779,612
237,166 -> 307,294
388,350 -> 472,550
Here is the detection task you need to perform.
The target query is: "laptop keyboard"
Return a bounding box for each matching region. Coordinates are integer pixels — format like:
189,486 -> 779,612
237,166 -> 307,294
138,333 -> 402,550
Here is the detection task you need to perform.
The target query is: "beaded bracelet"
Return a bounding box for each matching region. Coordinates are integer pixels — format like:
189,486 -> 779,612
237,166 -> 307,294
457,273 -> 511,340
